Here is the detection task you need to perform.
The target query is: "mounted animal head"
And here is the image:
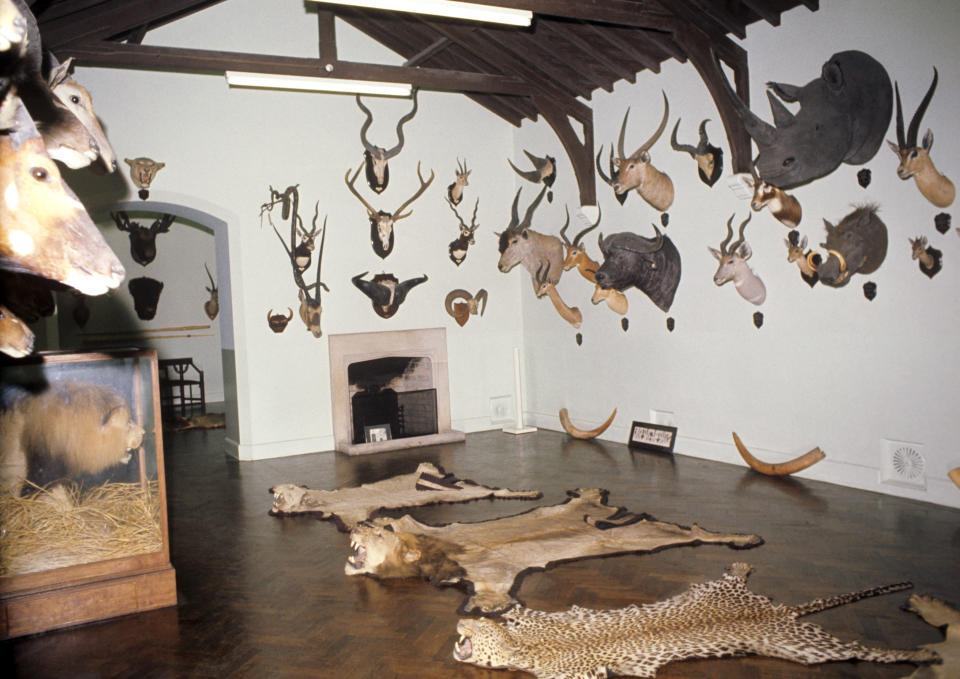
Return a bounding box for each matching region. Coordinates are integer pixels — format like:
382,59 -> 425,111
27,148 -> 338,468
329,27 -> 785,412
719,50 -> 892,189
909,235 -> 929,262
297,210 -> 329,338
294,220 -> 318,272
886,68 -> 955,208
0,97 -> 124,295
0,303 -> 33,358
41,55 -> 117,172
203,262 -> 219,320
346,160 -> 435,259
784,230 -> 819,285
447,197 -> 479,266
595,91 -> 673,211
267,307 -> 293,333
447,158 -> 470,205
71,290 -> 89,327
670,118 -> 723,186
749,165 -> 802,228
560,205 -> 601,278
124,156 -> 165,190
352,271 -> 427,319
496,185 -> 548,273
444,288 -> 487,327
111,211 -> 175,266
816,204 -> 888,287
594,225 -> 681,313
508,149 -> 556,187
127,276 -> 163,319
708,213 -> 766,305
0,0 -> 27,63
356,90 -> 418,194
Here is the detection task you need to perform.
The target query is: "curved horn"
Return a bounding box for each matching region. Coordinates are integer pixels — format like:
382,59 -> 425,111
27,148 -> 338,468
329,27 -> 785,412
631,90 -> 669,158
445,289 -> 471,318
616,108 -> 631,160
355,95 -> 377,153
506,187 -> 523,232
267,309 -> 274,323
559,407 -> 617,440
619,225 -> 665,254
474,288 -> 488,316
285,307 -> 293,321
205,262 -> 216,289
519,185 -> 548,231
806,251 -> 820,272
894,82 -> 905,149
573,205 -> 601,246
949,466 -> 960,489
698,119 -> 710,148
382,89 -> 419,159
559,205 -> 571,245
729,212 -> 752,253
907,67 -> 938,149
595,145 -> 614,186
719,214 -> 736,256
732,431 -> 826,476
508,157 -> 542,183
670,118 -> 697,156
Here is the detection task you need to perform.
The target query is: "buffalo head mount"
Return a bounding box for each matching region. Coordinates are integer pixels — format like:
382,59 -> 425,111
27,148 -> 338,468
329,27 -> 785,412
815,204 -> 888,287
128,276 -> 164,320
346,160 -> 435,259
267,307 -> 293,333
670,118 -> 723,187
352,271 -> 427,319
594,225 -> 682,313
720,50 -> 892,189
356,90 -> 419,194
444,288 -> 487,327
112,211 -> 175,266
596,91 -> 674,211
886,68 -> 955,207
447,197 -> 479,266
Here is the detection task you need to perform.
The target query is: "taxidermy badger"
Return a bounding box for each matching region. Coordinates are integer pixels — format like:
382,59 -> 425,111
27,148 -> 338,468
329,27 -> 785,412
0,381 -> 144,496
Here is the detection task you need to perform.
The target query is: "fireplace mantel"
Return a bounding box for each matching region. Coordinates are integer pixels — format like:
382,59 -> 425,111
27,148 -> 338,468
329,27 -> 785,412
328,328 -> 465,455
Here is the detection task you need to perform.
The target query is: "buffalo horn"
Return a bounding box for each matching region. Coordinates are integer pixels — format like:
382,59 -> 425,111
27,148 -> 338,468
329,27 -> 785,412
732,431 -> 826,476
559,407 -> 617,440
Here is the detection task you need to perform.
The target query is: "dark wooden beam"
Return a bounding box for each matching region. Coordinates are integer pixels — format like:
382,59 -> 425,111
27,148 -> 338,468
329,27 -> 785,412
317,10 -> 337,65
585,24 -> 661,74
739,0 -> 781,26
799,0 -> 819,10
537,21 -> 613,93
60,42 -> 531,95
533,94 -> 595,205
403,38 -> 451,67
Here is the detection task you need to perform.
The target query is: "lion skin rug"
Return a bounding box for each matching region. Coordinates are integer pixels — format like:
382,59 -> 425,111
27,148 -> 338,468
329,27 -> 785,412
345,487 -> 763,613
269,462 -> 541,531
452,562 -> 940,678
901,594 -> 959,679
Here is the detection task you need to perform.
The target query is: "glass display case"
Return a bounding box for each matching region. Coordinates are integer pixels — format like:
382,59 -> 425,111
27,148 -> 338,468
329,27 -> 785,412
0,349 -> 176,638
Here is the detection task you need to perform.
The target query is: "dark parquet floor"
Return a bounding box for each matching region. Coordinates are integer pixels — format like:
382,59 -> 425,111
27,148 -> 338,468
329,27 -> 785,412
2,423 -> 959,678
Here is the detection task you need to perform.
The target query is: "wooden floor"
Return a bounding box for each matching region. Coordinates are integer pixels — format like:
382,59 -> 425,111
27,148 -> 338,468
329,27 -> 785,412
2,426 -> 959,678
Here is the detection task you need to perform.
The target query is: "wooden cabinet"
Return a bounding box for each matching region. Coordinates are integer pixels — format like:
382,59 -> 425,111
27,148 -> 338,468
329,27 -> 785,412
0,349 -> 176,638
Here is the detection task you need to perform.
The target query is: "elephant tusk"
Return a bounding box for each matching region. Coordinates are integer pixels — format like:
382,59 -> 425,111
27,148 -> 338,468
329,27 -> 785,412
732,431 -> 825,476
949,467 -> 960,490
559,407 -> 617,440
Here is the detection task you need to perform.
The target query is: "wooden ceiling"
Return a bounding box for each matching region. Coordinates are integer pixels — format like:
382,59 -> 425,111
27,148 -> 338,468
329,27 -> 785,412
30,0 -> 820,203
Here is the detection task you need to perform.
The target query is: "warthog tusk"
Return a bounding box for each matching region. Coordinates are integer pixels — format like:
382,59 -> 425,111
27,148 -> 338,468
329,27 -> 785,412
559,407 -> 617,440
949,467 -> 960,489
732,432 -> 825,476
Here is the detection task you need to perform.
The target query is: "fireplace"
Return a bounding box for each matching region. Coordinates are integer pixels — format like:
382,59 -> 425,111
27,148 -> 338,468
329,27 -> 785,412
329,328 -> 465,455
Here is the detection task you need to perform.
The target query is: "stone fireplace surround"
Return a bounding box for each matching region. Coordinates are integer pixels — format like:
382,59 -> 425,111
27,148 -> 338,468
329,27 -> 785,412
328,328 -> 465,455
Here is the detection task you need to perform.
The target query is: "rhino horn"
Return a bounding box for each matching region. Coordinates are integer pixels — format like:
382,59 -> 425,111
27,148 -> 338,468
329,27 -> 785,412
767,90 -> 796,128
715,53 -> 777,146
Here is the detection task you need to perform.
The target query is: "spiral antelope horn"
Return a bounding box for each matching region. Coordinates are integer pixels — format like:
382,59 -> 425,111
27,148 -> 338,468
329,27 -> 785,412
732,431 -> 826,476
559,407 -> 617,440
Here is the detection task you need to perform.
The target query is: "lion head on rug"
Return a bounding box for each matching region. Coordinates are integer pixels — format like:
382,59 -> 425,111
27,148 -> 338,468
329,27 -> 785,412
346,518 -> 466,584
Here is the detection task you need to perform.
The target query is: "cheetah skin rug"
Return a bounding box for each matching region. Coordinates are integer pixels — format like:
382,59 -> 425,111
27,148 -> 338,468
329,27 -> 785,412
452,562 -> 940,678
269,462 -> 541,531
900,594 -> 959,679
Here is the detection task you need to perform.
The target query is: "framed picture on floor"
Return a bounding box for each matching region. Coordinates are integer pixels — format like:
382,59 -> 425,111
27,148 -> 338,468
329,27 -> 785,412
628,421 -> 677,453
364,424 -> 392,443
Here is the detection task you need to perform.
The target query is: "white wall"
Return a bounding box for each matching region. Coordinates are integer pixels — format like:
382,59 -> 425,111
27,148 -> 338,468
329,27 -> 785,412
517,0 -> 960,508
67,0 -> 525,459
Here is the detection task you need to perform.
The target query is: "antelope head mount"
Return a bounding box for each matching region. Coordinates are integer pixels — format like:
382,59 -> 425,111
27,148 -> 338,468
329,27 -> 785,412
909,235 -> 942,278
784,230 -> 819,287
887,68 -> 955,208
596,91 -> 674,211
203,263 -> 219,320
534,261 -> 582,328
708,213 -> 766,306
356,90 -> 419,194
559,205 -> 602,282
447,157 -> 471,205
346,160 -> 435,259
447,197 -> 479,266
670,118 -> 723,186
508,149 -> 556,200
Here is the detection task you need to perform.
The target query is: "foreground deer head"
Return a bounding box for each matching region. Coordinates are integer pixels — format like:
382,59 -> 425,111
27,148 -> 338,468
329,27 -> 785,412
534,261 -> 581,328
346,160 -> 435,259
357,90 -> 418,194
44,56 -> 117,172
447,158 -> 470,205
596,91 -> 673,211
203,263 -> 219,320
112,211 -> 175,266
670,118 -> 722,186
447,197 -> 479,266
560,205 -> 602,282
709,213 -> 766,305
887,68 -> 955,208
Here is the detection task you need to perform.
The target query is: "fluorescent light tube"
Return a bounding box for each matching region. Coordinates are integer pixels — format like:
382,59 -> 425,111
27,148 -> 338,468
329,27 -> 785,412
224,72 -> 413,97
307,0 -> 532,27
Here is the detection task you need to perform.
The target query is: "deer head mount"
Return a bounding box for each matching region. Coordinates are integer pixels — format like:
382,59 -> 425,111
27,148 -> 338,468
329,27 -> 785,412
670,118 -> 723,186
909,235 -> 942,278
112,211 -> 175,266
203,263 -> 219,320
346,160 -> 435,259
596,91 -> 673,211
447,197 -> 479,266
444,288 -> 487,327
708,213 -> 766,306
352,271 -> 427,319
447,157 -> 470,205
356,90 -> 419,194
267,307 -> 293,333
887,68 -> 955,207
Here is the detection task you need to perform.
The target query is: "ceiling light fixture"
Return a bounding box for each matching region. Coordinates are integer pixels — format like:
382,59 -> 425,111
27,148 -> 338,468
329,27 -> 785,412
306,0 -> 533,27
224,71 -> 413,97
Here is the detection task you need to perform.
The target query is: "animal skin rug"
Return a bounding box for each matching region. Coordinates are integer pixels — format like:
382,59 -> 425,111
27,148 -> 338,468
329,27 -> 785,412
269,462 -> 541,531
345,488 -> 763,613
453,563 -> 940,678
900,594 -> 959,679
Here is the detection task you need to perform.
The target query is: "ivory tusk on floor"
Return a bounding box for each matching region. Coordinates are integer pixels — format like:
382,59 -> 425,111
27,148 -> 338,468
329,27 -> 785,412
559,407 -> 617,440
732,431 -> 825,476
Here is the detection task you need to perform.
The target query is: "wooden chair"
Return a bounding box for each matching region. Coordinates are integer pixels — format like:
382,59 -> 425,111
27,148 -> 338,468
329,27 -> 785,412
158,357 -> 206,417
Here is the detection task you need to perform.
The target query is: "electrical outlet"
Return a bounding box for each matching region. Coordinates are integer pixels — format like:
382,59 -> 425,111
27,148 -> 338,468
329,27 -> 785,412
649,409 -> 676,427
490,395 -> 513,424
880,439 -> 926,490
